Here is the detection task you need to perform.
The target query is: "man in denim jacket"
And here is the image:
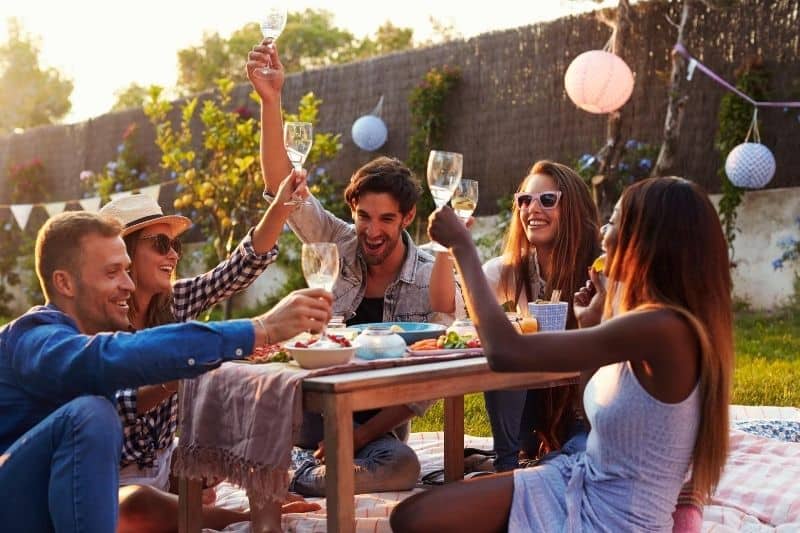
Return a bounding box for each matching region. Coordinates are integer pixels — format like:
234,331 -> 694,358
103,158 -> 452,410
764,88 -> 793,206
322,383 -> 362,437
247,40 -> 458,496
0,211 -> 331,531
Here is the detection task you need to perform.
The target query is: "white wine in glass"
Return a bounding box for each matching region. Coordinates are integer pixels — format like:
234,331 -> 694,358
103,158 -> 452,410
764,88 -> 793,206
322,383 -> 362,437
302,243 -> 339,292
451,178 -> 479,220
259,6 -> 288,77
427,150 -> 463,251
284,121 -> 313,206
302,243 -> 339,339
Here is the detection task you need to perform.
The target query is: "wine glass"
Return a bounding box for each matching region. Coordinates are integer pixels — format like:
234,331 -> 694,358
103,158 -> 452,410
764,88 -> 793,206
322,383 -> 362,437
259,5 -> 288,77
283,121 -> 313,206
451,178 -> 479,222
302,243 -> 339,339
426,150 -> 463,251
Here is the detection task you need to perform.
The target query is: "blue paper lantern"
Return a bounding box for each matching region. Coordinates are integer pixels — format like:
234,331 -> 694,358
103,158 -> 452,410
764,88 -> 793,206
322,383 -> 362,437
351,115 -> 388,152
725,142 -> 776,189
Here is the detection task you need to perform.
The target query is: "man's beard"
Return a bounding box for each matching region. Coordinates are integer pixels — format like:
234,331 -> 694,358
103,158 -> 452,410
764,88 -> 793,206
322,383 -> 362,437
359,232 -> 401,266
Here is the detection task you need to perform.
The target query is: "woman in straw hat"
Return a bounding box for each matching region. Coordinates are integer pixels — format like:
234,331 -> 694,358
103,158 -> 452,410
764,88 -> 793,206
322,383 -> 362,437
394,177 -> 732,532
100,173 -> 319,530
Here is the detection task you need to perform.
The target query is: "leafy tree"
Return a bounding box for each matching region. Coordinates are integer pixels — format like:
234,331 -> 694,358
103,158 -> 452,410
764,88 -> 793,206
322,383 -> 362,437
336,22 -> 414,64
175,10 -> 415,95
0,18 -> 72,134
144,81 -> 342,316
176,24 -> 262,95
111,83 -> 152,112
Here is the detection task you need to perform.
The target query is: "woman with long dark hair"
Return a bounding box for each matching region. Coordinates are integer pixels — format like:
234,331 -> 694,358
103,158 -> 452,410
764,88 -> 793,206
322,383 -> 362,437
396,177 -> 732,532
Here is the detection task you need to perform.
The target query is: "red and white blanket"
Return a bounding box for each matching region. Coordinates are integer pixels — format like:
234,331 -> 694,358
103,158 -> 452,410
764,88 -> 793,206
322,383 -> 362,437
207,405 -> 800,532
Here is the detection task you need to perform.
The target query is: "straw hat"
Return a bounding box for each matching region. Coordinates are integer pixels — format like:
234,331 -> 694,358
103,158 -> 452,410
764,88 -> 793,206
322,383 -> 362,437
99,194 -> 192,237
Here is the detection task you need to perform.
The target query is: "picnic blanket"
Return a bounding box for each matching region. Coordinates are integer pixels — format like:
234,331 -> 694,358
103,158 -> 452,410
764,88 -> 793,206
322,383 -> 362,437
205,405 -> 800,532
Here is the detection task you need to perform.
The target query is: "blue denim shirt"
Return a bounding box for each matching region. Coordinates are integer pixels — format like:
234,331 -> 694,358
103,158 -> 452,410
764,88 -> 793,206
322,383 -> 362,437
0,304 -> 253,454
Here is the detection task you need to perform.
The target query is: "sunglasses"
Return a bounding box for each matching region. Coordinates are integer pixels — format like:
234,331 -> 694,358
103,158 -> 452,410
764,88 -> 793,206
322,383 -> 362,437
514,191 -> 562,210
140,234 -> 182,257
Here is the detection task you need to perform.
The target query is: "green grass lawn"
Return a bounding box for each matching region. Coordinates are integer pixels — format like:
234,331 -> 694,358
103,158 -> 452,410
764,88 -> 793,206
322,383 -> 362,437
412,307 -> 800,437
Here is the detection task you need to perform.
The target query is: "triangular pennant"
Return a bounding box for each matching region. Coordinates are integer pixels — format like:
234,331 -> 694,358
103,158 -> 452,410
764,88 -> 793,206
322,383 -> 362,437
139,184 -> 161,201
44,201 -> 67,218
110,191 -> 132,202
79,197 -> 102,212
10,204 -> 34,230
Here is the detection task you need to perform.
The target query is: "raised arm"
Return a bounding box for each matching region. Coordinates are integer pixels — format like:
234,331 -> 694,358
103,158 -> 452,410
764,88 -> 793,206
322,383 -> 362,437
251,170 -> 309,253
246,39 -> 292,195
429,252 -> 456,314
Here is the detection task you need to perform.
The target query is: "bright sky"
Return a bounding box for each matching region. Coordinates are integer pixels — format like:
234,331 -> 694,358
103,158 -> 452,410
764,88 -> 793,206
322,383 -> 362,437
3,0 -> 614,124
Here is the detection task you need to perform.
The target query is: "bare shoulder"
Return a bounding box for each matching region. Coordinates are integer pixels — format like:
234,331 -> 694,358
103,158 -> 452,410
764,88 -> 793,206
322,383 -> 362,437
603,307 -> 700,366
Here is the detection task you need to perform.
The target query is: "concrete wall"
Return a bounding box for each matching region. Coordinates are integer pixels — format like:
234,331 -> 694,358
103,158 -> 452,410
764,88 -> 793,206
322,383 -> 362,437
709,187 -> 799,310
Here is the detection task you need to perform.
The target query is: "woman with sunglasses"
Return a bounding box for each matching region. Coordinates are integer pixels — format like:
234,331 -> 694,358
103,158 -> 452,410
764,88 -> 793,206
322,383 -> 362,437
394,177 -> 732,532
99,173 -> 320,530
430,160 -> 600,472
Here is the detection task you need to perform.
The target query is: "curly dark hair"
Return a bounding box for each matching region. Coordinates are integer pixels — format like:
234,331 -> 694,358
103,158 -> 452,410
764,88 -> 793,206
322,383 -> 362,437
344,157 -> 421,214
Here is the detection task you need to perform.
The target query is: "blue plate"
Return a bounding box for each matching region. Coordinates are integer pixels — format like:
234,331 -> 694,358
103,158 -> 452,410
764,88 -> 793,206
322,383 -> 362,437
350,322 -> 446,344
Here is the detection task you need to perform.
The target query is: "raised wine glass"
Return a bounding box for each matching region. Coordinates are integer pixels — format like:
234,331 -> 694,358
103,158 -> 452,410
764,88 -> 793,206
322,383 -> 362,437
451,178 -> 479,222
259,5 -> 288,77
301,243 -> 339,339
426,150 -> 463,251
283,121 -> 313,206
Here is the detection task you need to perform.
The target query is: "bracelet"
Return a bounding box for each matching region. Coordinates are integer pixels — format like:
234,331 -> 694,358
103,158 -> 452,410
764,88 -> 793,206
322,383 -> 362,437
255,316 -> 272,346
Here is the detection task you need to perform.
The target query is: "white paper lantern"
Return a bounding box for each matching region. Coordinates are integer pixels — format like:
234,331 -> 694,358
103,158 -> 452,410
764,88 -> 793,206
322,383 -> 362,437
725,142 -> 776,189
352,115 -> 388,152
564,50 -> 634,114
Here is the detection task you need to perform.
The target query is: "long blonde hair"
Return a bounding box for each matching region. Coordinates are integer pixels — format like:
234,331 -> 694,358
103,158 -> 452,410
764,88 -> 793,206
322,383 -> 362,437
605,177 -> 733,499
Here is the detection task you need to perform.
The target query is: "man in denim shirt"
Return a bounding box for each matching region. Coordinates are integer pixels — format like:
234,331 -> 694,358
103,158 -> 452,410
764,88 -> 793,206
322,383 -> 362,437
247,40 -> 458,497
0,211 -> 331,531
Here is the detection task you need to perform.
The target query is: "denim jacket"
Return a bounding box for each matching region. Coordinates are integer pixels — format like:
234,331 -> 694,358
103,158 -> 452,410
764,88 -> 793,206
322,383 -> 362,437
266,193 -> 449,326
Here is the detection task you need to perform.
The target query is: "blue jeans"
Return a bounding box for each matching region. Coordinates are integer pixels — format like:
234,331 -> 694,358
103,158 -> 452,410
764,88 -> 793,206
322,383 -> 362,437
0,396 -> 123,532
290,434 -> 421,497
485,388 -> 546,471
485,388 -> 587,472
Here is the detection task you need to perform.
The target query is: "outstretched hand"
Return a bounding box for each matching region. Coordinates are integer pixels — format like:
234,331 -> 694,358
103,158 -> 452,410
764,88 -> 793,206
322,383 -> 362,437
257,288 -> 333,343
428,206 -> 472,250
573,267 -> 606,328
245,39 -> 284,100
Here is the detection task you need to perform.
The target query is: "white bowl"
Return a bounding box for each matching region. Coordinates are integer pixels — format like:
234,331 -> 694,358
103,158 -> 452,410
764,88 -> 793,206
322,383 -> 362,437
287,345 -> 356,369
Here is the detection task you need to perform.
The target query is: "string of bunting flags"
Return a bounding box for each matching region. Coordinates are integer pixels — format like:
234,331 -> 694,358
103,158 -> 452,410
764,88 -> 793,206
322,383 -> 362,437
672,44 -> 800,189
0,181 -> 176,232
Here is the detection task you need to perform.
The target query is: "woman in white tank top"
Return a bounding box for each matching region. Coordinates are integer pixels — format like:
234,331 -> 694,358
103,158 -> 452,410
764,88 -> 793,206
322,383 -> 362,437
392,177 -> 733,532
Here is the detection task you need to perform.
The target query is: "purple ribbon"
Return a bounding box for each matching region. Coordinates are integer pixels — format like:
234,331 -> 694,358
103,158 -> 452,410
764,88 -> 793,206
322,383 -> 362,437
673,44 -> 800,108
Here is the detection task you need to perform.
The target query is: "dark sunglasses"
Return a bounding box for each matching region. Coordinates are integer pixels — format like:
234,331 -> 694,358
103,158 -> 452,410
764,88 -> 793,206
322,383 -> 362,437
140,234 -> 182,257
514,191 -> 562,210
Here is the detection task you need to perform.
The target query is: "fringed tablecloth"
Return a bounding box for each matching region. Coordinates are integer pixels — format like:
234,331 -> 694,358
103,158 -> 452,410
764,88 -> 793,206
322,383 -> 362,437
174,351 -> 483,504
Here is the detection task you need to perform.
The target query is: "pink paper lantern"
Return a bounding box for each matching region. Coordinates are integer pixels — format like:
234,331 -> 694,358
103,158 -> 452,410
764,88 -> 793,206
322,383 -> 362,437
564,50 -> 634,114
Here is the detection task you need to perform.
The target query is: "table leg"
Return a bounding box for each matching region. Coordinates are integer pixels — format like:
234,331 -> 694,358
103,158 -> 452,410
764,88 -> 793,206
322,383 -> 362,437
324,393 -> 355,533
248,497 -> 282,533
177,477 -> 202,533
444,395 -> 465,482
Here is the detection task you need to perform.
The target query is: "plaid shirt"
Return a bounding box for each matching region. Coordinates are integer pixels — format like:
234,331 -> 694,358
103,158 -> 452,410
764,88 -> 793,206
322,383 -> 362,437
116,230 -> 278,468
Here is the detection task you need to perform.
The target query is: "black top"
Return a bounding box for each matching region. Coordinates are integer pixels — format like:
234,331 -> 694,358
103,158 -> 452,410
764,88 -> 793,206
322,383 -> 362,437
348,297 -> 384,326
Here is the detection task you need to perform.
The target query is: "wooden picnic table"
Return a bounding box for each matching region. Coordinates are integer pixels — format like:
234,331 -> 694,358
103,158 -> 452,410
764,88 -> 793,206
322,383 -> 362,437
178,356 -> 576,533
